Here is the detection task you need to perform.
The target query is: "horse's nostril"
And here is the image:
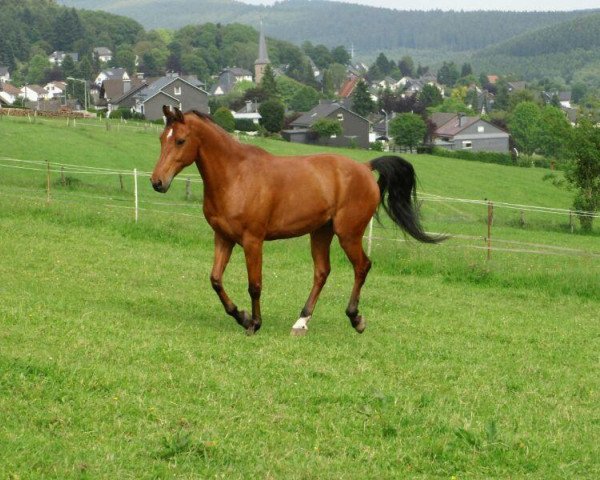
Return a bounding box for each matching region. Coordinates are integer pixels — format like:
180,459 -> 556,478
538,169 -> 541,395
152,179 -> 163,192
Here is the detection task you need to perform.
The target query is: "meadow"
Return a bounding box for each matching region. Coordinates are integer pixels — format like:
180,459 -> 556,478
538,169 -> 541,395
0,115 -> 599,479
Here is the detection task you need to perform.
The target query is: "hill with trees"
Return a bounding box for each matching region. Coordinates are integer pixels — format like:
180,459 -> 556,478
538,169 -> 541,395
474,13 -> 600,83
57,0 -> 597,56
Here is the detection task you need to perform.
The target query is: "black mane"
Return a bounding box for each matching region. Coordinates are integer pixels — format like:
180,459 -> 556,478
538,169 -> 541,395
190,110 -> 215,124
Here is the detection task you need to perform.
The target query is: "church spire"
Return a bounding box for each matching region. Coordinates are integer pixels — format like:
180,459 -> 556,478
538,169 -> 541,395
255,20 -> 270,83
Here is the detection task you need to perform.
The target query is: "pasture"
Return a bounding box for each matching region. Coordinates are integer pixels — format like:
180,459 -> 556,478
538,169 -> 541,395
0,115 -> 599,478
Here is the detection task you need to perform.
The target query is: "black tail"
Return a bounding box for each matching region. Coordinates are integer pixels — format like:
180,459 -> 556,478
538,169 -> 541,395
370,155 -> 445,244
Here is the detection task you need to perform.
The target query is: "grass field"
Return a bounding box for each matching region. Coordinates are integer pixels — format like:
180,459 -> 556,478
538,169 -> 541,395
1,115 -> 599,478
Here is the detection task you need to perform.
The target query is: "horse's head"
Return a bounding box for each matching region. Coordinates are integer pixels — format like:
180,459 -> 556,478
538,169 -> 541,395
150,105 -> 198,193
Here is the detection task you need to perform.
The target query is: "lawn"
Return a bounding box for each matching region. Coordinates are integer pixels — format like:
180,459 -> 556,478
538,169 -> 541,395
0,115 -> 599,478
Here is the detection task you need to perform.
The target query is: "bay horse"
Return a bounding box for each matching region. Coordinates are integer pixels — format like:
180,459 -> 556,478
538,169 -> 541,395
150,106 -> 442,336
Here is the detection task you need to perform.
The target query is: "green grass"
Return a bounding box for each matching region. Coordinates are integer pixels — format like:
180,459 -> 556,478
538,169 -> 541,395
1,116 -> 599,478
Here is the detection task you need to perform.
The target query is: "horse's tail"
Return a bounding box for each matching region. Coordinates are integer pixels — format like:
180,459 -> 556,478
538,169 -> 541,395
369,155 -> 446,244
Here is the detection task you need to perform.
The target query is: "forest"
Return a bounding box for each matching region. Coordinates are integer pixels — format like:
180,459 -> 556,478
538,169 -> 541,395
57,0 -> 596,55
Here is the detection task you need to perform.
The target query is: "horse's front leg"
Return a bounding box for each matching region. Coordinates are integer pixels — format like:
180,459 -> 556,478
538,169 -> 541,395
242,236 -> 263,335
210,232 -> 252,330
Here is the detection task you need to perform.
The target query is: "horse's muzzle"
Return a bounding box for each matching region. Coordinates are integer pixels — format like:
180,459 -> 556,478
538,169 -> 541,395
151,178 -> 166,193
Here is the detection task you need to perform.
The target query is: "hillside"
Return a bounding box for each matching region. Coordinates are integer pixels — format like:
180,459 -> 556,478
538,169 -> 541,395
474,12 -> 600,81
0,0 -> 143,70
56,0 -> 596,56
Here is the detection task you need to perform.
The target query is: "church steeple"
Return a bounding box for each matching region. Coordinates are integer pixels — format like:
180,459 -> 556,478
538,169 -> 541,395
255,20 -> 270,84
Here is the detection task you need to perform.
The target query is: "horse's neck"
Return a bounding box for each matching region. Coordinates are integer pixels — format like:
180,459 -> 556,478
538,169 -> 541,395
192,121 -> 244,190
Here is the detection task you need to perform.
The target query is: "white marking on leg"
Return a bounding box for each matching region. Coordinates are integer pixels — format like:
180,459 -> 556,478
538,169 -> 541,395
292,316 -> 311,331
166,128 -> 173,139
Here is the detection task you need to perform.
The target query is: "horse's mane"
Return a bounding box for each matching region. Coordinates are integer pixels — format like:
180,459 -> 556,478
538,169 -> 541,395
190,109 -> 216,124
188,109 -> 270,156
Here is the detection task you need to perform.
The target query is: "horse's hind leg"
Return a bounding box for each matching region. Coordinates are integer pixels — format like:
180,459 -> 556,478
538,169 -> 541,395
338,233 -> 371,334
291,223 -> 334,336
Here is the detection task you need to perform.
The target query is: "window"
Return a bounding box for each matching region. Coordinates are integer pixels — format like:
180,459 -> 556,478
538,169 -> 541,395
174,86 -> 182,96
462,141 -> 472,149
337,113 -> 344,121
477,126 -> 485,133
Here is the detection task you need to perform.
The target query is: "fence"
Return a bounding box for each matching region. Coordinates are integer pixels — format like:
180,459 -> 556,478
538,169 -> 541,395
1,155 -> 599,260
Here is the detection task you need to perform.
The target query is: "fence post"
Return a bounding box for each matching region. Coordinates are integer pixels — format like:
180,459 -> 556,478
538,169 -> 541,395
61,165 -> 66,187
133,168 -> 139,223
569,210 -> 574,233
487,201 -> 493,260
119,173 -> 124,191
367,217 -> 374,257
519,209 -> 525,228
46,160 -> 51,204
185,177 -> 191,200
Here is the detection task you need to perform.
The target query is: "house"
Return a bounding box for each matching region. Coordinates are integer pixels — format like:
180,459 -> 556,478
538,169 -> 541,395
232,100 -> 261,124
283,100 -> 370,149
132,73 -> 209,121
20,85 -> 46,102
49,51 -> 79,66
507,81 -> 526,92
0,83 -> 20,105
431,113 -> 509,152
93,47 -> 113,63
94,68 -> 130,87
339,75 -> 360,98
43,81 -> 67,100
0,66 -> 10,83
211,68 -> 253,96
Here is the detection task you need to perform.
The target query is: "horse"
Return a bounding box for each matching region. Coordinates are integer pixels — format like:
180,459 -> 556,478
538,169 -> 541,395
150,105 -> 443,336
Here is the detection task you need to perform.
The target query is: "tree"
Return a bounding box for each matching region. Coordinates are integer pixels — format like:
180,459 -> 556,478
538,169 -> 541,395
311,118 -> 342,143
331,45 -> 350,66
509,101 -> 541,156
537,106 -> 571,159
61,54 -> 77,79
571,82 -> 587,104
351,79 -> 375,117
77,56 -> 93,81
494,79 -> 510,111
436,61 -> 459,87
389,113 -> 427,152
461,63 -> 473,77
290,85 -> 320,112
258,99 -> 285,133
213,107 -> 235,132
259,64 -> 277,97
418,84 -> 443,108
566,119 -> 600,231
398,55 -> 414,77
27,54 -> 51,84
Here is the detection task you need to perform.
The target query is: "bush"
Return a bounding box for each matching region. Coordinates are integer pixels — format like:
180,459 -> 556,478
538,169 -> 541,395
370,141 -> 384,151
235,118 -> 258,132
259,99 -> 285,133
432,147 -> 516,166
213,107 -> 235,132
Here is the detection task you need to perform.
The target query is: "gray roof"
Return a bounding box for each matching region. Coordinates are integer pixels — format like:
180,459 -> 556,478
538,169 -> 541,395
291,101 -> 368,127
102,68 -> 128,80
93,47 -> 112,55
135,74 -> 206,103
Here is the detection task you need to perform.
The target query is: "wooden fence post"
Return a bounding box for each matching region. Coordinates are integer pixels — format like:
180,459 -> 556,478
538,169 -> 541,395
569,210 -> 574,233
367,217 -> 374,257
61,166 -> 66,186
185,177 -> 191,200
519,209 -> 525,228
46,160 -> 51,204
119,173 -> 124,191
487,201 -> 493,260
134,168 -> 139,223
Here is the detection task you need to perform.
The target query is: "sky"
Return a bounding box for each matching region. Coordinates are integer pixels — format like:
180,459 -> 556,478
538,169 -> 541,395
239,0 -> 600,12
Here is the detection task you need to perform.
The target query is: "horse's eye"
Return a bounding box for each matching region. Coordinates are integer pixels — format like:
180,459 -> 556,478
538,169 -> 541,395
176,138 -> 186,146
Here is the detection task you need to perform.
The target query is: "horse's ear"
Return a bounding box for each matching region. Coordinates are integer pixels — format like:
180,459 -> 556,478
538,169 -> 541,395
163,105 -> 185,125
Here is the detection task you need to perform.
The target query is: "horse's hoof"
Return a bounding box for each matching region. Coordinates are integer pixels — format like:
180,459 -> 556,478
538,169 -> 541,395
353,316 -> 366,334
238,310 -> 252,329
291,327 -> 308,337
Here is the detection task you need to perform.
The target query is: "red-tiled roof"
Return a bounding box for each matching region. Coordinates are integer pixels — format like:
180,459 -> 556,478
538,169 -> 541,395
339,76 -> 359,98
